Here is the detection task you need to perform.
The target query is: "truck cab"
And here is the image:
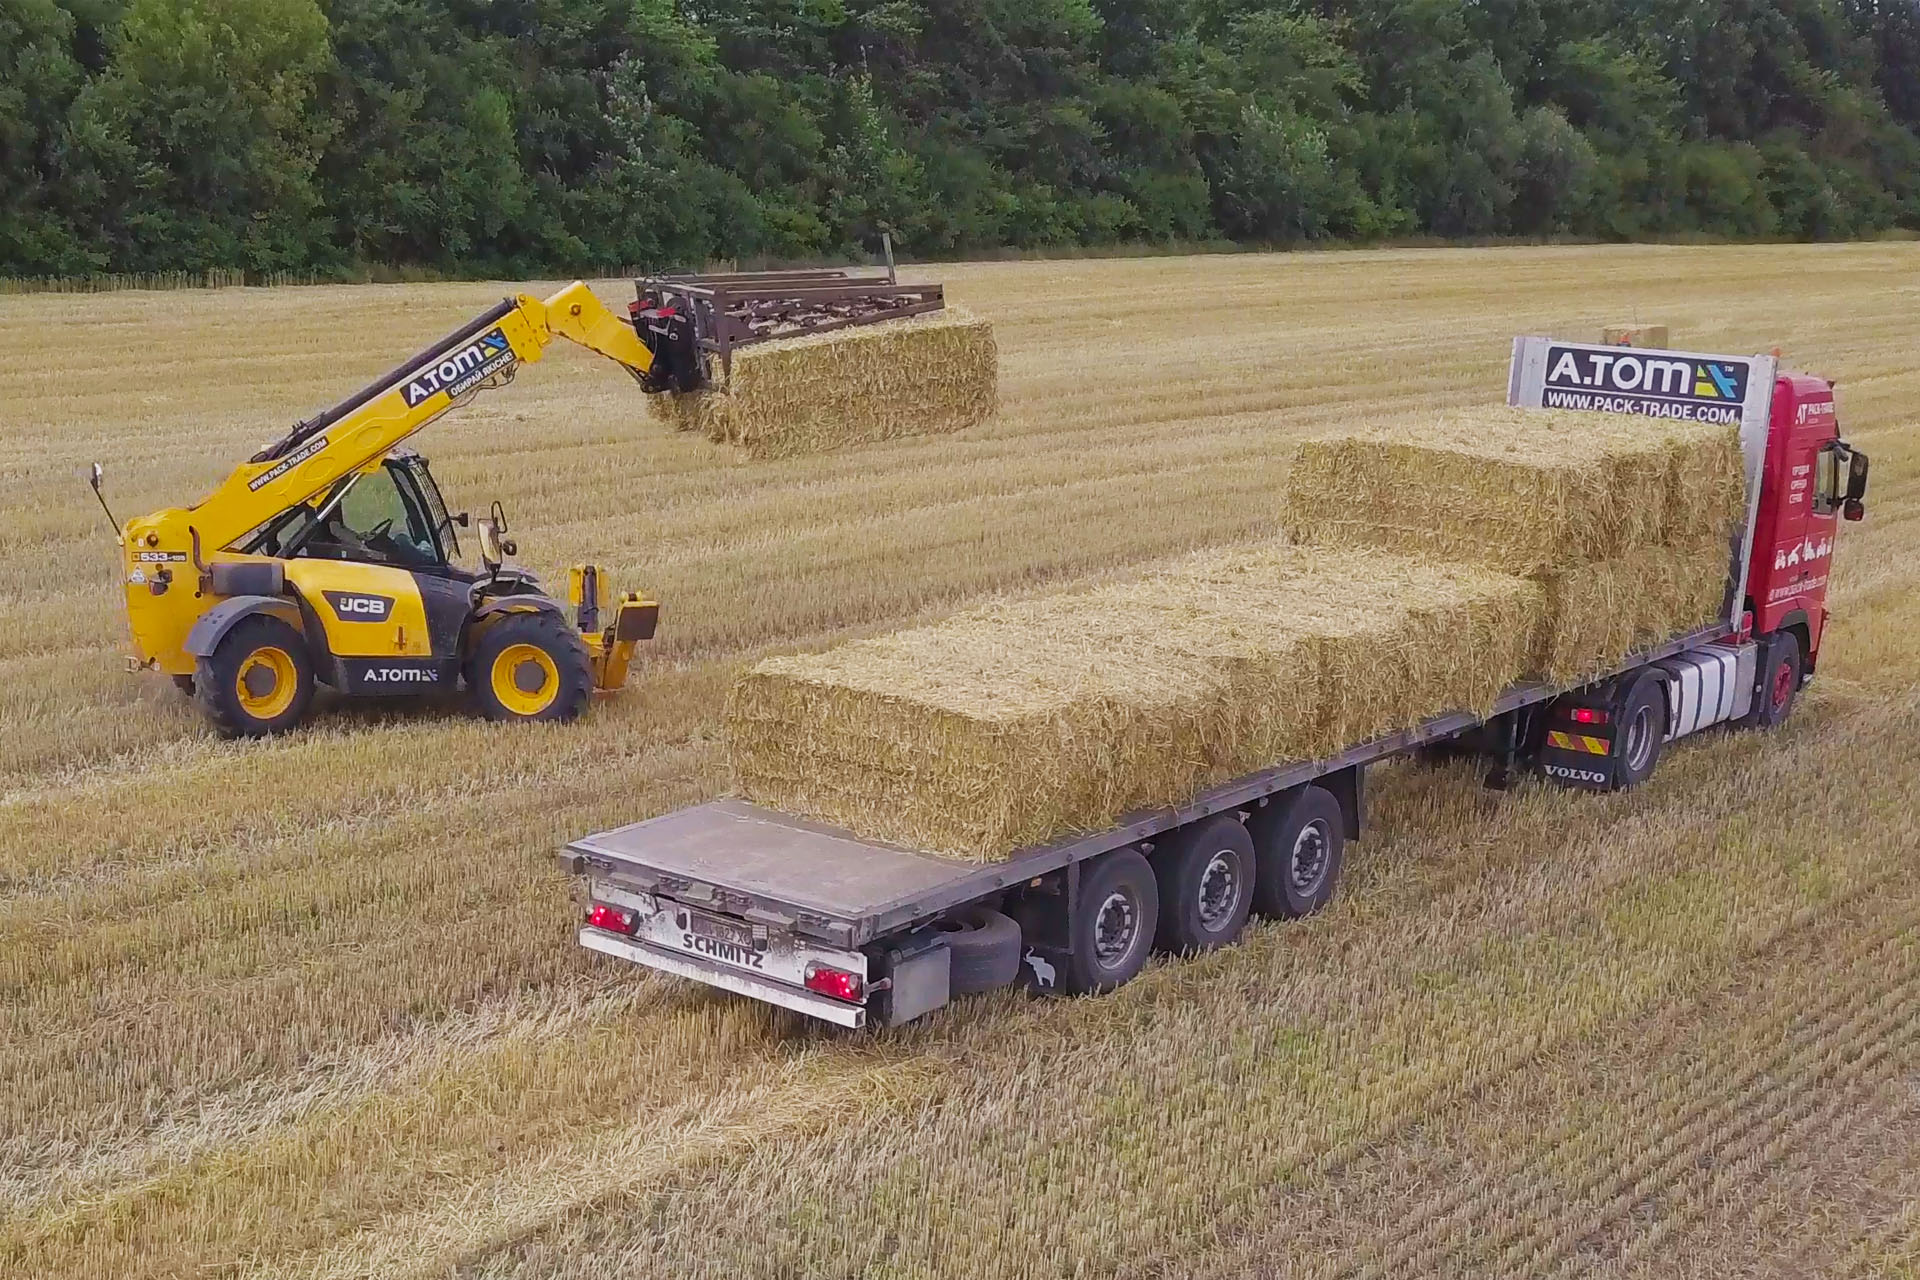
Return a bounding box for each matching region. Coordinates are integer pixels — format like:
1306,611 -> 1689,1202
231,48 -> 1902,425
1742,373 -> 1869,702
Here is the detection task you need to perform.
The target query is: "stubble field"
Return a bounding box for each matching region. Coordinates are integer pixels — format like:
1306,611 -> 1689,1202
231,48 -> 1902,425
1,243 -> 1917,1278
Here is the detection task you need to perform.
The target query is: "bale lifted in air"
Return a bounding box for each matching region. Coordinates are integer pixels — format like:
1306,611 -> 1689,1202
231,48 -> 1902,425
632,259 -> 999,458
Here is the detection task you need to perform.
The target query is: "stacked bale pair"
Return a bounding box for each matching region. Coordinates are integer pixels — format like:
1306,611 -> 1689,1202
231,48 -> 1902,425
650,309 -> 998,459
1282,406 -> 1746,684
728,542 -> 1539,862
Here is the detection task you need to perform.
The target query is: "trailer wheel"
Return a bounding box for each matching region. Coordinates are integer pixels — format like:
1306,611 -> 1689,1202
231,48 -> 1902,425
1612,671 -> 1667,789
1249,786 -> 1344,919
1061,849 -> 1159,996
1151,814 -> 1255,954
934,908 -> 1022,995
1745,630 -> 1803,729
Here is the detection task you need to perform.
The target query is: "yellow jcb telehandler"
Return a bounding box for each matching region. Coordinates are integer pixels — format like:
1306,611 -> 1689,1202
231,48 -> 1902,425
94,269 -> 945,737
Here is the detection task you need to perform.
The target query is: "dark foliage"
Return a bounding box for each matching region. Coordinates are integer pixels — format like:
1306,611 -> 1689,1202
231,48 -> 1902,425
2,0 -> 1916,275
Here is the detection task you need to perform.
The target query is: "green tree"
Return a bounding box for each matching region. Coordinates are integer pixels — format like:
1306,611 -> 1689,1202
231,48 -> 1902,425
74,0 -> 333,270
0,0 -> 97,272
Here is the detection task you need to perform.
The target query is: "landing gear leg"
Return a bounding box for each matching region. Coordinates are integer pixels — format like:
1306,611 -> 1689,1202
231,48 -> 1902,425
1483,710 -> 1522,791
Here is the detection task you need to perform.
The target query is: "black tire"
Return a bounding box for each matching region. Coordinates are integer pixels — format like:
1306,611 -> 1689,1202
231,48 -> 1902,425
1061,848 -> 1159,996
1611,670 -> 1667,789
934,908 -> 1022,995
467,609 -> 592,723
193,613 -> 315,737
1746,630 -> 1803,729
1249,785 -> 1345,919
1151,814 -> 1256,954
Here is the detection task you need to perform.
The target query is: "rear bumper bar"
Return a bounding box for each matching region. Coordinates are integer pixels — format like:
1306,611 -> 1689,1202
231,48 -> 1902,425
577,928 -> 867,1028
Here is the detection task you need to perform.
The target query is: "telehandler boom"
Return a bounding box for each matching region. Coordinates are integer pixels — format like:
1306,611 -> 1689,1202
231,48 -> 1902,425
108,282 -> 682,737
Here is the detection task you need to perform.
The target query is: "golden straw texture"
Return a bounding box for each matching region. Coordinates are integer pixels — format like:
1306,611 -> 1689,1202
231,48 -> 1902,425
650,308 -> 997,458
727,541 -> 1539,860
1528,533 -> 1736,684
1283,406 -> 1744,572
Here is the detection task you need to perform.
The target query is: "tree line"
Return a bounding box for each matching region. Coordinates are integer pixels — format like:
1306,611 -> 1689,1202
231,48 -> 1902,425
3,0 -> 1918,278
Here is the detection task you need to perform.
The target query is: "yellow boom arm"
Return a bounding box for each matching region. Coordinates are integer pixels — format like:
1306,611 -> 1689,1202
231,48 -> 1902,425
156,282 -> 656,556
117,283 -> 660,678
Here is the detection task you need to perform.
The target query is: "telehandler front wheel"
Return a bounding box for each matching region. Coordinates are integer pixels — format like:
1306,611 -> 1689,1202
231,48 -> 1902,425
468,611 -> 592,724
195,614 -> 315,738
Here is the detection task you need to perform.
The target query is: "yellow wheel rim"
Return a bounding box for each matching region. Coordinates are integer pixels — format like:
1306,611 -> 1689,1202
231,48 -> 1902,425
235,646 -> 298,720
490,642 -> 559,717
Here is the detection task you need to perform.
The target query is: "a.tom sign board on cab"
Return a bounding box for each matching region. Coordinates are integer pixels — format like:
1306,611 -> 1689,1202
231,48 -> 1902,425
1507,336 -> 1778,627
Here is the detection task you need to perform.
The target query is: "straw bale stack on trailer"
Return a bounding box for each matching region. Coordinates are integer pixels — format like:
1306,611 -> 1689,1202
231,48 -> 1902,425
728,543 -> 1538,861
1283,406 -> 1745,683
652,309 -> 997,459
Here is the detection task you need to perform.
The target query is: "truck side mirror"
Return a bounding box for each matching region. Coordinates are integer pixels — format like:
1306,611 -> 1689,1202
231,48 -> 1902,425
1843,499 -> 1864,522
454,511 -> 471,529
1846,448 -> 1871,504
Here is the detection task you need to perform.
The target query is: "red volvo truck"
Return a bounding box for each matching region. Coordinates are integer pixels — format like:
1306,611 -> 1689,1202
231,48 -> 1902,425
559,339 -> 1871,1028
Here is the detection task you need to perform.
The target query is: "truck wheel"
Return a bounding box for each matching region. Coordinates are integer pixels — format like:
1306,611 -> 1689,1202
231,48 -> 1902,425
194,614 -> 314,737
1746,630 -> 1803,729
1612,670 -> 1667,789
1249,786 -> 1344,919
934,908 -> 1022,995
1151,814 -> 1255,954
468,611 -> 592,723
1061,849 -> 1159,996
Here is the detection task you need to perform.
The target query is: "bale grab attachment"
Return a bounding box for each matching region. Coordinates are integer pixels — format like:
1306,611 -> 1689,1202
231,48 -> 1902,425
630,249 -> 945,391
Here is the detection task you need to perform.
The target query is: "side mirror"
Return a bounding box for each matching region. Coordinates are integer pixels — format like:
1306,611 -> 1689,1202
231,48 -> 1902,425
1843,499 -> 1865,522
454,511 -> 471,529
87,461 -> 123,542
1846,448 -> 1871,503
477,517 -> 505,571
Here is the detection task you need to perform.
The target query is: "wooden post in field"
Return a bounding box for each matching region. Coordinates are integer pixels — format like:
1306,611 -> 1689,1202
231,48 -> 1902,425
1602,324 -> 1670,348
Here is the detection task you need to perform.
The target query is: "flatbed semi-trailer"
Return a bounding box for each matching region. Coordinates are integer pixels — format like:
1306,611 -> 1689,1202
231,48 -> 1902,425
560,337 -> 1870,1028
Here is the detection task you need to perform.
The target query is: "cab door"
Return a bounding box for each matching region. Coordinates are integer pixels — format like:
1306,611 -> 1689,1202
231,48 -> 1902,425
1746,375 -> 1837,646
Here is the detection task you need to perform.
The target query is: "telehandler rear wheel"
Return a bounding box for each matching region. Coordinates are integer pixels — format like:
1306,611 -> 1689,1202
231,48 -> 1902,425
195,615 -> 315,737
468,611 -> 592,723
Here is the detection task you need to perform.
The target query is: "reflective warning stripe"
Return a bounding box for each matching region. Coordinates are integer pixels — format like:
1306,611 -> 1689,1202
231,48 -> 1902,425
1546,730 -> 1610,755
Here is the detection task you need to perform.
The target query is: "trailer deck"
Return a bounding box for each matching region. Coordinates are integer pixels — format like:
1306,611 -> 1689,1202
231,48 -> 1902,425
564,623 -> 1731,949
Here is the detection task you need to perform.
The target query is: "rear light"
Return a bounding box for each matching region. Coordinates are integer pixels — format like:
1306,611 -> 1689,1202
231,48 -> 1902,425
586,902 -> 637,935
1571,707 -> 1608,725
803,962 -> 865,1003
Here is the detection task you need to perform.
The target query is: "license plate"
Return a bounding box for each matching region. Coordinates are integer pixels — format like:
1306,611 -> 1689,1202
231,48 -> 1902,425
684,906 -> 755,951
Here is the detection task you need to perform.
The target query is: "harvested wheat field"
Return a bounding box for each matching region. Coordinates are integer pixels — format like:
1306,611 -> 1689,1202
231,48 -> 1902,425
2,244 -> 1918,1279
649,307 -> 997,457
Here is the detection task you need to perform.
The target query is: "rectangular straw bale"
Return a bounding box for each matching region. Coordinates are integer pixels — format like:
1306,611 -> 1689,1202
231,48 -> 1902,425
1530,536 -> 1735,685
727,541 -> 1541,862
649,308 -> 996,459
1284,406 -> 1743,572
